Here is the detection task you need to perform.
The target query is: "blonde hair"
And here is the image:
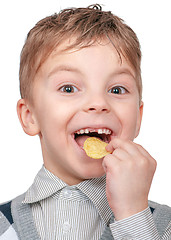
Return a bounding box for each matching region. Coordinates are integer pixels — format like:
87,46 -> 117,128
19,4 -> 142,101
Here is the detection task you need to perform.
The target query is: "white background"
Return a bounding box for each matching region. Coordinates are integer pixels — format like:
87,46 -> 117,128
0,0 -> 170,206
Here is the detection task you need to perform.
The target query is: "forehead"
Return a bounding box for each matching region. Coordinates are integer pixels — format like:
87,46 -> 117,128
40,39 -> 136,79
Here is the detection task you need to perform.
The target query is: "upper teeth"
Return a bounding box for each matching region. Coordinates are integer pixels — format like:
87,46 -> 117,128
76,128 -> 111,135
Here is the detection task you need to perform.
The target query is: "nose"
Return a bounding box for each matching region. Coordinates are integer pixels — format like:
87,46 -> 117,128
83,95 -> 111,113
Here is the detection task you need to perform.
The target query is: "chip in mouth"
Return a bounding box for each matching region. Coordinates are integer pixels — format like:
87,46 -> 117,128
83,137 -> 111,159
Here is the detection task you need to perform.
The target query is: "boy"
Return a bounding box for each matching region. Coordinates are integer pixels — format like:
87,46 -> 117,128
0,4 -> 170,240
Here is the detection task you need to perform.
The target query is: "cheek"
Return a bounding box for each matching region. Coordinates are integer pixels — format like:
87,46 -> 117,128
117,103 -> 140,140
36,97 -> 76,142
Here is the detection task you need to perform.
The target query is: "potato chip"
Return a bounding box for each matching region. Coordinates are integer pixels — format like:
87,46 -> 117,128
83,137 -> 111,159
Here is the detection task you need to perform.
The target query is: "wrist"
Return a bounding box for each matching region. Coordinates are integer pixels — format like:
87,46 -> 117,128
112,202 -> 148,221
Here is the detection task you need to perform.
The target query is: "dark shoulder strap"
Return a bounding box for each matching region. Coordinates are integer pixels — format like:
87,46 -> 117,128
0,201 -> 13,224
150,206 -> 155,214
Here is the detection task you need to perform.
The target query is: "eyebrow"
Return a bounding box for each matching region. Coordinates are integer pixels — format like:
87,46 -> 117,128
47,65 -> 82,78
109,67 -> 136,80
47,64 -> 136,82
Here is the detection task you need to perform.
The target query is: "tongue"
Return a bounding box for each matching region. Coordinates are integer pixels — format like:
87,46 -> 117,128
75,135 -> 90,148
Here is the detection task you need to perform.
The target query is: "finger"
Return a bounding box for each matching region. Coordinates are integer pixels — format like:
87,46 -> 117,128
107,138 -> 157,171
112,148 -> 131,162
107,138 -> 140,156
102,153 -> 121,173
105,142 -> 115,153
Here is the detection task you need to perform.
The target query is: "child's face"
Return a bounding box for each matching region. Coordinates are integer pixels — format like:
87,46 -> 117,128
30,40 -> 143,185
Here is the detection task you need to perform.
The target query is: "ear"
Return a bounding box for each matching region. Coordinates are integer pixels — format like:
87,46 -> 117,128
135,101 -> 144,138
17,99 -> 40,136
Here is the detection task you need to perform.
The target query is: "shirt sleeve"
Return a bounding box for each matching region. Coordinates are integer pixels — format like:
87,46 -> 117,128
109,207 -> 162,240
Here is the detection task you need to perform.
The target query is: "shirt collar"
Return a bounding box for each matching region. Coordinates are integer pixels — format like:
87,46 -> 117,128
23,166 -> 67,203
23,165 -> 113,225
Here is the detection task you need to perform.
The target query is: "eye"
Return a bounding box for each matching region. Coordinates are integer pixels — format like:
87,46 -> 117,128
108,86 -> 128,94
59,85 -> 78,93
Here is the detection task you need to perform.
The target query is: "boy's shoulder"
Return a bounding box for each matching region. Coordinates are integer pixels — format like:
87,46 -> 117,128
149,200 -> 171,237
148,200 -> 171,215
0,200 -> 13,224
0,193 -> 40,240
0,200 -> 19,240
148,199 -> 171,221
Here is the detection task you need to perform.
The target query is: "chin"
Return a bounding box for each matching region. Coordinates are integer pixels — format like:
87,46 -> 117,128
79,167 -> 105,180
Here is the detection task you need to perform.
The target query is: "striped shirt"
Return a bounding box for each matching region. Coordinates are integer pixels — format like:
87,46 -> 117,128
23,166 -> 171,239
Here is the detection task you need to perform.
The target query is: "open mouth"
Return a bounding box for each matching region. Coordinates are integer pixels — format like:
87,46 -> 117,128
73,128 -> 112,148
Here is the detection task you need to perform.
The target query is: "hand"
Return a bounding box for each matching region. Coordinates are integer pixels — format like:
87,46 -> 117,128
102,138 -> 157,220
